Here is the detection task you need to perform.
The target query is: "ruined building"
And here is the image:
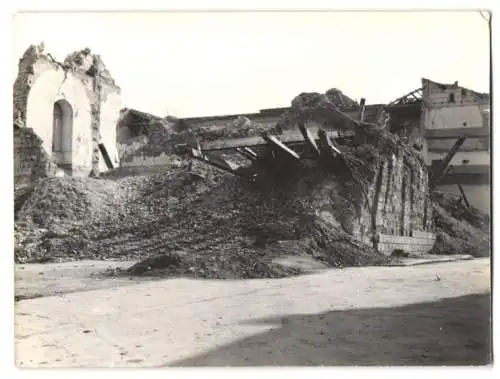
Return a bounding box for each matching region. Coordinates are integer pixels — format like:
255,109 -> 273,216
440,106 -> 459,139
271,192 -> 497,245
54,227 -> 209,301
421,78 -> 490,212
13,43 -> 122,186
168,80 -> 489,213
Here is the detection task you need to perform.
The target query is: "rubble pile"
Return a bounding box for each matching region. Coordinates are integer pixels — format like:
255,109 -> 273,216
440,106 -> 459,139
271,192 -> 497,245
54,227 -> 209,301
15,88 -> 489,277
195,116 -> 280,142
14,151 -> 389,278
281,92 -> 414,162
431,191 -> 490,257
15,176 -> 135,263
99,164 -> 388,279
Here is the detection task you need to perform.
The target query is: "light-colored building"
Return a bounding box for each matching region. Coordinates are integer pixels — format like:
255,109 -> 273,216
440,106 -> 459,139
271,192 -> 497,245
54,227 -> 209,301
179,80 -> 490,213
13,43 -> 122,185
420,78 -> 490,213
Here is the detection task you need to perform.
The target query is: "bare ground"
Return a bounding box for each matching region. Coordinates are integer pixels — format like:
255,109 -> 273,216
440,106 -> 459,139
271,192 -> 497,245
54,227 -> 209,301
14,260 -> 140,301
15,258 -> 491,367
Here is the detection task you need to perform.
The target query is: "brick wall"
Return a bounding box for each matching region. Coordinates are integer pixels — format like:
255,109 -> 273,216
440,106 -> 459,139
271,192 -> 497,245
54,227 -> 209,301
378,232 -> 436,255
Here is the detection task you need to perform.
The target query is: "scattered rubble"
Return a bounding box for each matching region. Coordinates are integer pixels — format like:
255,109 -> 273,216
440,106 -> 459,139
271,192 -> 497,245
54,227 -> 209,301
431,191 -> 490,257
14,88 -> 490,278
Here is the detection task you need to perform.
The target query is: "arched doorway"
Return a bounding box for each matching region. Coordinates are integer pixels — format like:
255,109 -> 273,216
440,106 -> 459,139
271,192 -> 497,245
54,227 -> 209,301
52,99 -> 73,169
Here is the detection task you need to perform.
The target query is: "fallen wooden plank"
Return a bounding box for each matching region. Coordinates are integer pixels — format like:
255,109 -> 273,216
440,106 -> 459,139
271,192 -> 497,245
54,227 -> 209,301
263,134 -> 300,160
298,122 -> 320,157
318,129 -> 342,157
457,182 -> 471,208
98,143 -> 114,169
190,148 -> 250,179
235,147 -> 258,161
242,147 -> 259,159
201,128 -> 350,151
430,136 -> 467,187
358,98 -> 366,122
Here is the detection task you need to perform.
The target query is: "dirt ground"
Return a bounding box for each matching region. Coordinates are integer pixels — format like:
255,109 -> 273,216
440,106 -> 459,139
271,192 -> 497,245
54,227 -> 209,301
15,258 -> 491,367
14,260 -> 141,301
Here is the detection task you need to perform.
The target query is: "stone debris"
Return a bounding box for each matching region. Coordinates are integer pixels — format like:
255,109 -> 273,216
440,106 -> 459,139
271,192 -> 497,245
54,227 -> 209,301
14,88 -> 490,278
431,191 -> 490,257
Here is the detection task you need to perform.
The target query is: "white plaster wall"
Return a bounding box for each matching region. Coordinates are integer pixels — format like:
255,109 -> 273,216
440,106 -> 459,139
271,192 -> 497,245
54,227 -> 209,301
99,88 -> 122,172
26,67 -> 93,176
427,137 -> 489,153
426,105 -> 484,130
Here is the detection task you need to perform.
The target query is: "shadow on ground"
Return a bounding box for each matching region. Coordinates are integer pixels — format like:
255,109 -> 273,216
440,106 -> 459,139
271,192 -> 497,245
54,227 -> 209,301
170,293 -> 492,366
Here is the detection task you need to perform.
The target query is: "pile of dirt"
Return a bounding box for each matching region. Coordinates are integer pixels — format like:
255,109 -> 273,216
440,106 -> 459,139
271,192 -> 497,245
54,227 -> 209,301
432,191 -> 490,233
430,192 -> 490,257
15,154 -> 389,277
15,176 -> 133,263
15,91 -> 434,277
99,164 -> 388,279
14,159 -> 216,263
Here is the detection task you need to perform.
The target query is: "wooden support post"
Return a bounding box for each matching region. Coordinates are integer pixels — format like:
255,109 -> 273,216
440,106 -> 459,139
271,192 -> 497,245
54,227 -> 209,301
317,129 -> 342,158
98,143 -> 114,169
235,147 -> 258,161
358,98 -> 366,122
430,136 -> 467,188
262,133 -> 300,160
298,122 -> 320,157
242,147 -> 258,160
457,183 -> 471,208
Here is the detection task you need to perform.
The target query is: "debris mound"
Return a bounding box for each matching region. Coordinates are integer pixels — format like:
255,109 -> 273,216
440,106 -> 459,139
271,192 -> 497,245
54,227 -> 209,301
17,89 -> 488,277
14,156 -> 389,276
431,192 -> 490,257
103,165 -> 389,279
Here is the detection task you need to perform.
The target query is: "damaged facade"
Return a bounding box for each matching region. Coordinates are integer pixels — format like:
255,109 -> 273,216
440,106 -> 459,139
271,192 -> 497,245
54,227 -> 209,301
161,79 -> 488,213
166,92 -> 436,256
115,81 -> 490,254
421,78 -> 490,213
13,43 -> 122,185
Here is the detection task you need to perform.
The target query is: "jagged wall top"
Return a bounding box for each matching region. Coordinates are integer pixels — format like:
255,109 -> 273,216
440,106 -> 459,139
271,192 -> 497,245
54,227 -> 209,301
63,48 -> 116,85
17,42 -> 117,87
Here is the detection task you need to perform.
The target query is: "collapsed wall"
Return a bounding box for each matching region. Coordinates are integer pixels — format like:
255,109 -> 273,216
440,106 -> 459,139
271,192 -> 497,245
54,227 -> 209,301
14,80 -> 490,273
13,43 -> 122,184
275,92 -> 435,254
115,110 -> 282,170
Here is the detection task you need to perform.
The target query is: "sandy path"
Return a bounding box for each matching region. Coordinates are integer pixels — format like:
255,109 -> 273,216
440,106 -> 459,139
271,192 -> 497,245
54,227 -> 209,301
15,258 -> 491,367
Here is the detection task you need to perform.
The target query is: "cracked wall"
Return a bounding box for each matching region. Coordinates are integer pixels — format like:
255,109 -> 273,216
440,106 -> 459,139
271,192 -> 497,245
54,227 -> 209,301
13,43 -> 122,183
353,151 -> 433,244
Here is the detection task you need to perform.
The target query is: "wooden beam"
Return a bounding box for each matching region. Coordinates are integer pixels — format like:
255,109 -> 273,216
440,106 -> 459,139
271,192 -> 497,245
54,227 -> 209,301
317,129 -> 342,157
201,128 -> 350,151
298,122 -> 320,157
98,143 -> 114,169
235,146 -> 259,161
457,183 -> 471,208
358,98 -> 366,122
262,133 -> 300,160
430,136 -> 467,187
242,147 -> 258,159
190,148 -> 250,179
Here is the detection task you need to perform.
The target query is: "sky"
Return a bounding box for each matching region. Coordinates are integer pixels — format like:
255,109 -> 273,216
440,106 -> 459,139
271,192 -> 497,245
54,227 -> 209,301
12,11 -> 490,118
